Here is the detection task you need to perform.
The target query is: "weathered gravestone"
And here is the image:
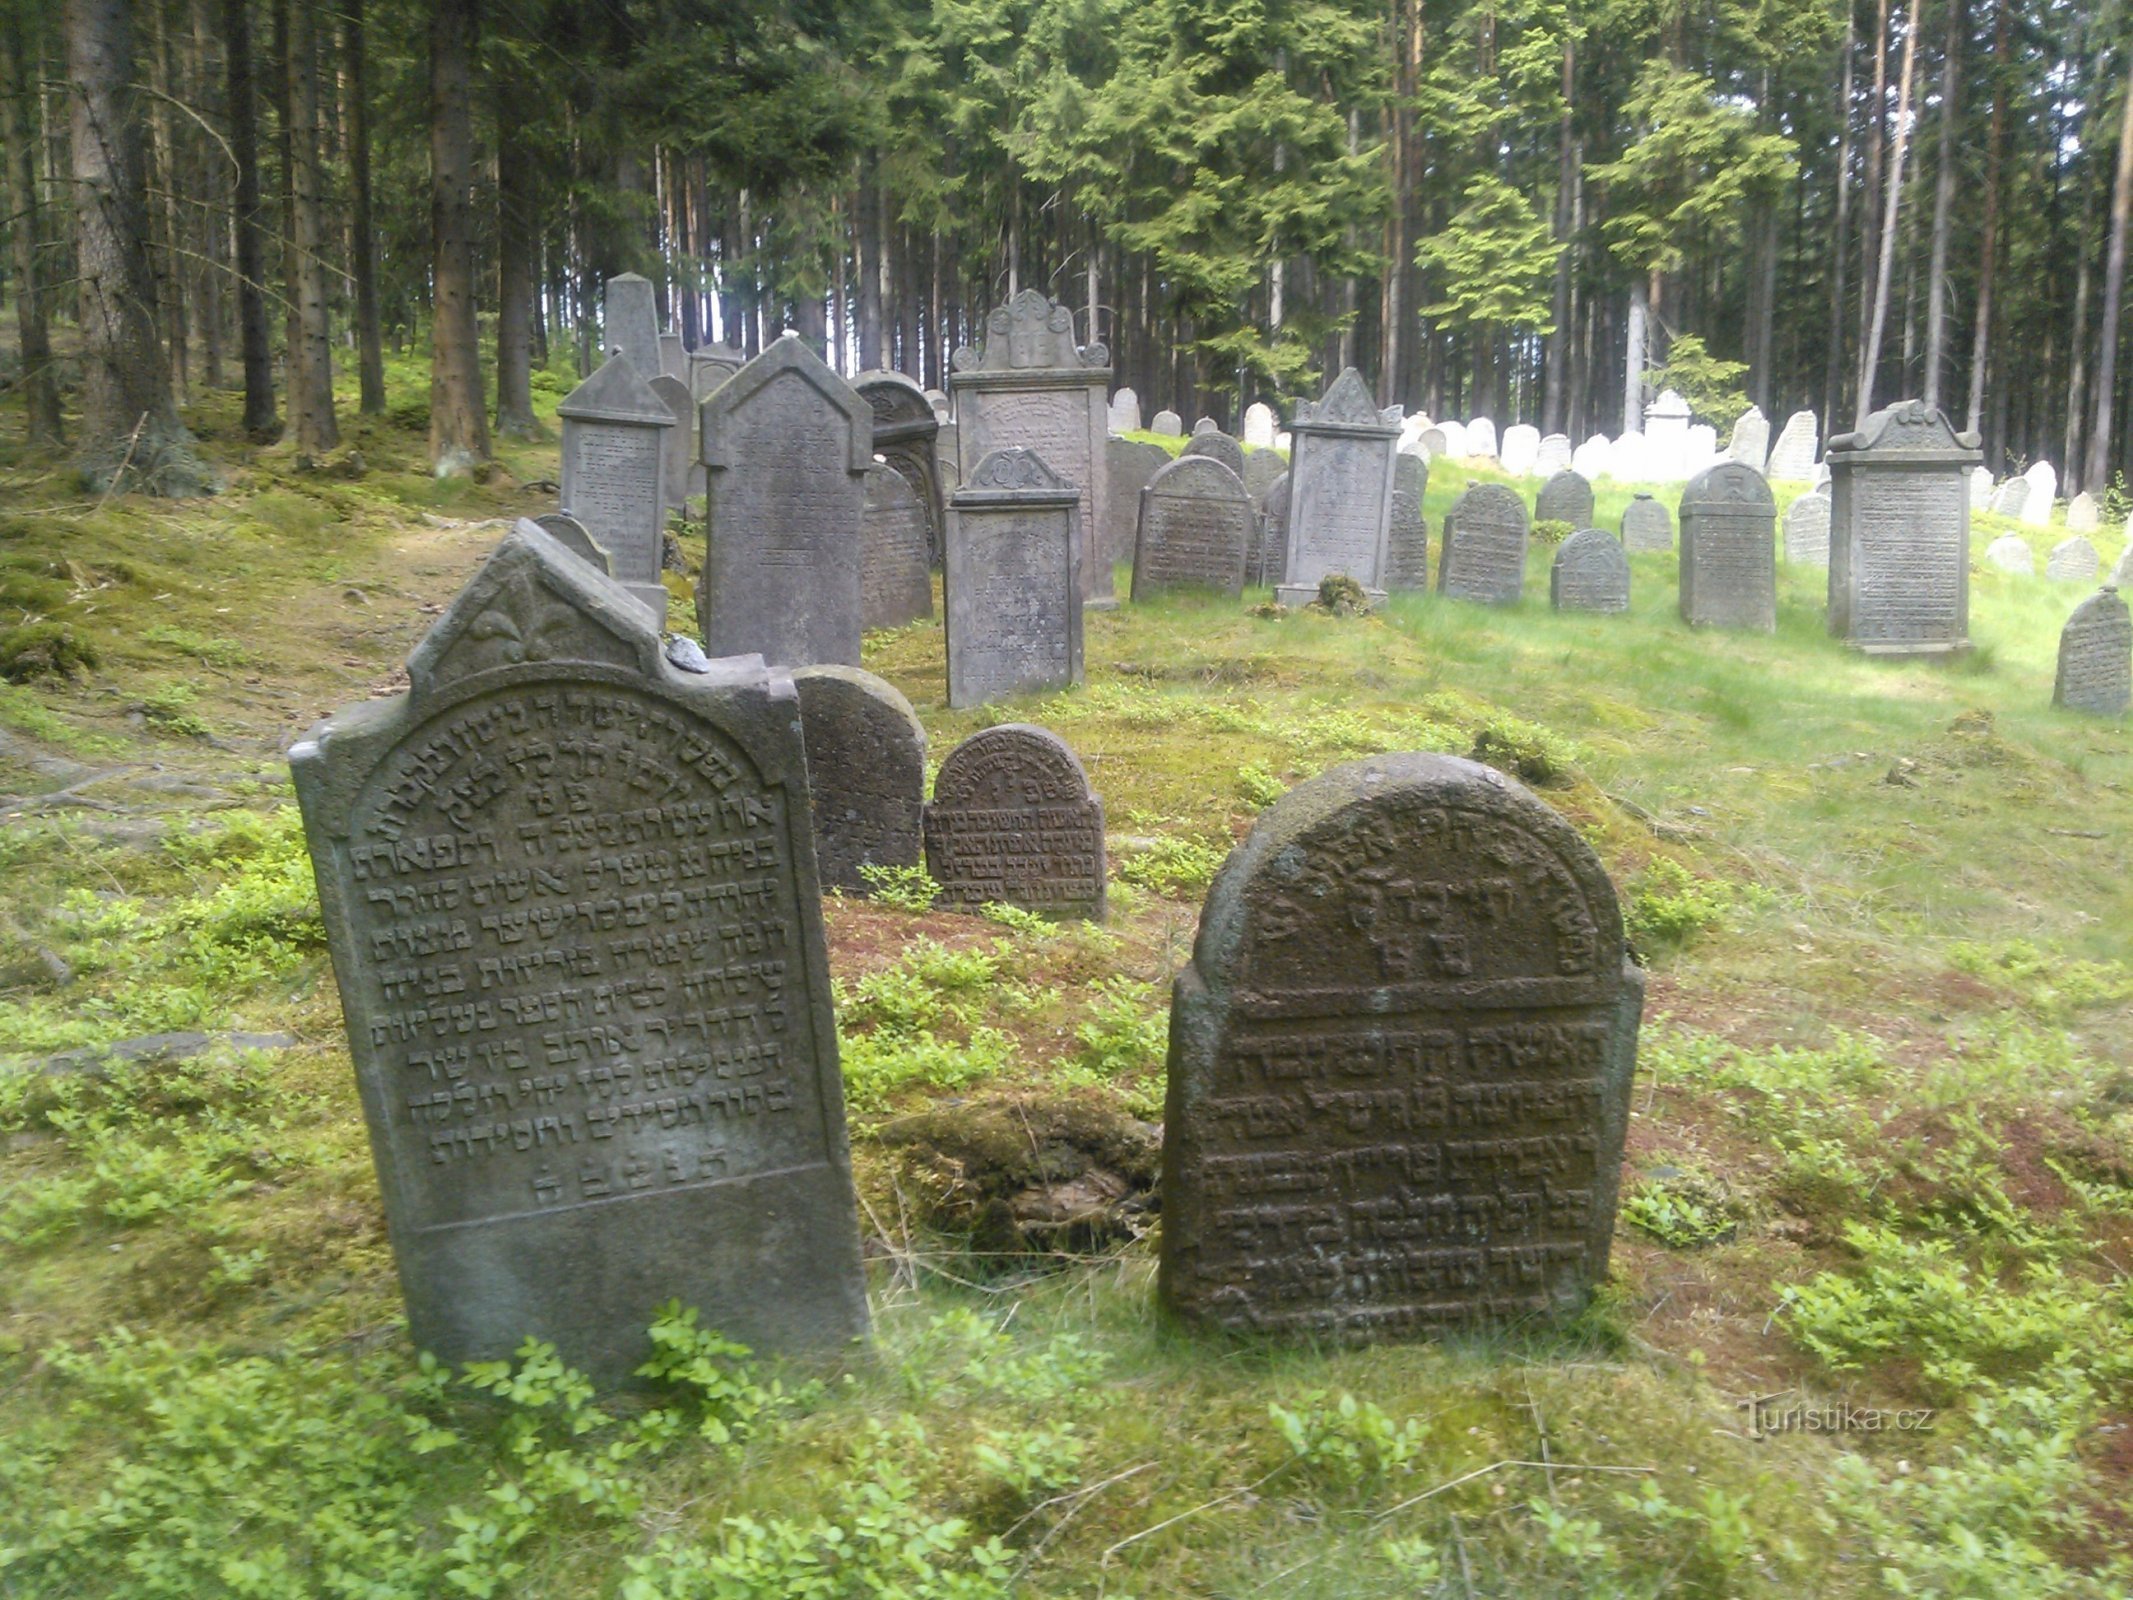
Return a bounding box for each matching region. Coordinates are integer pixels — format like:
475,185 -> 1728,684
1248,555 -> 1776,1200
1133,455 -> 1251,598
557,353 -> 676,623
1550,529 -> 1630,613
534,513 -> 610,576
1244,402 -> 1278,449
2114,542 -> 2133,588
1250,473 -> 1291,590
1437,482 -> 1529,605
648,374 -> 695,512
925,389 -> 952,421
602,273 -> 662,381
689,345 -> 744,404
793,666 -> 927,892
1678,462 -> 1777,632
2020,461 -> 2057,527
2047,537 -> 2100,582
1783,489 -> 1831,567
1437,420 -> 1469,458
2068,492 -> 2101,533
289,521 -> 869,1387
698,334 -> 871,669
1105,437 -> 1171,576
658,330 -> 687,383
934,422 -> 961,494
1108,387 -> 1142,434
1157,751 -> 1643,1340
859,464 -> 933,632
1534,469 -> 1594,529
1766,409 -> 1819,481
1242,447 -> 1287,514
1969,465 -> 1996,511
1384,454 -> 1430,591
1989,477 -> 2031,518
923,723 -> 1105,920
1825,399 -> 1981,654
1274,367 -> 1401,605
1644,390 -> 1693,479
1620,492 -> 1672,553
1985,533 -> 2035,575
1728,406 -> 1771,474
855,370 -> 947,567
1571,434 -> 1614,481
1500,424 -> 1540,479
2053,586 -> 2131,717
944,448 -> 1084,708
1466,417 -> 1499,460
1535,433 -> 1573,476
1417,427 -> 1448,461
1181,423 -> 1246,483
1151,409 -> 1183,436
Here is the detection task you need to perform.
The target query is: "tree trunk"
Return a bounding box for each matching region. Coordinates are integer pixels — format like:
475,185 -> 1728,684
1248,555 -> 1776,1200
1922,0 -> 1963,411
427,0 -> 490,474
285,0 -> 337,453
855,168 -> 881,368
1543,39 -> 1575,433
2084,54 -> 2133,495
1824,3 -> 1857,429
494,67 -> 537,436
1,5 -> 62,444
344,0 -> 383,414
1858,1 -> 1918,424
187,0 -> 224,392
144,0 -> 186,400
1856,0 -> 1891,373
1965,0 -> 2007,440
1623,276 -> 1648,433
224,0 -> 276,438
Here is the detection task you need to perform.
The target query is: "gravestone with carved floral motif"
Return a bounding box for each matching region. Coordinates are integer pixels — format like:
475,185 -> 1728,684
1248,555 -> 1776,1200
944,448 -> 1084,708
855,370 -> 945,567
557,353 -> 676,623
924,723 -> 1106,920
1273,367 -> 1402,605
1825,400 -> 1981,654
1678,462 -> 1778,632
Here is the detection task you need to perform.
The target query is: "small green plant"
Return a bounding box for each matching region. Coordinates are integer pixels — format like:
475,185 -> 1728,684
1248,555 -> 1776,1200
1622,1167 -> 1738,1247
1236,763 -> 1286,809
1312,572 -> 1372,615
1072,978 -> 1167,1080
1115,833 -> 1228,895
1532,517 -> 1574,545
1468,712 -> 1580,787
137,681 -> 214,739
1268,1389 -> 1427,1492
1625,856 -> 1734,951
859,861 -> 942,911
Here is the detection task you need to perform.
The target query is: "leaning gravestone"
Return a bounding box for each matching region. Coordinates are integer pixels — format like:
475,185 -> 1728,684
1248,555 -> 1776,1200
1181,423 -> 1247,483
602,273 -> 662,381
1535,468 -> 1595,529
1825,399 -> 1981,654
1108,387 -> 1142,434
1250,473 -> 1291,590
1985,533 -> 2035,575
1500,424 -> 1541,479
2068,491 -> 2101,533
1157,751 -> 1643,1340
2054,586 -> 2131,716
1989,477 -> 2031,518
699,334 -> 871,669
1783,489 -> 1831,567
1727,406 -> 1771,474
533,513 -> 610,576
1678,462 -> 1777,632
557,353 -> 676,623
1133,455 -> 1250,598
944,448 -> 1084,708
923,724 -> 1105,920
1274,367 -> 1402,605
2047,537 -> 2101,582
648,374 -> 695,512
1620,492 -> 1672,552
1244,402 -> 1278,449
1766,409 -> 1819,481
793,665 -> 927,892
1105,437 -> 1171,576
1438,483 -> 1530,605
1151,409 -> 1183,436
855,369 -> 947,567
289,521 -> 868,1388
859,464 -> 933,632
1551,529 -> 1631,613
1383,454 -> 1430,591
1535,433 -> 1573,476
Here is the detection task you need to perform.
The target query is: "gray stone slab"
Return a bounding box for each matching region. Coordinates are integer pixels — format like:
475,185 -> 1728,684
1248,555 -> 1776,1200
602,273 -> 662,381
1500,423 -> 1540,478
1283,367 -> 1401,588
1150,409 -> 1183,436
658,330 -> 686,382
1249,472 -> 1291,589
557,353 -> 675,622
1969,465 -> 1995,511
1241,446 -> 1286,514
1985,533 -> 2035,575
1132,454 -> 1250,598
648,374 -> 695,513
794,665 -> 927,892
1535,433 -> 1572,476
1551,528 -> 1630,613
2021,461 -> 2057,527
1243,402 -> 1278,449
1766,409 -> 1818,481
1105,437 -> 1171,576
854,369 -> 946,567
1534,469 -> 1594,529
1727,406 -> 1770,474
2067,491 -> 2101,532
1466,417 -> 1498,459
1438,482 -> 1529,604
533,513 -> 610,576
1620,492 -> 1672,552
1989,478 -> 2031,518
2047,536 -> 2100,582
924,724 -> 1105,919
1679,462 -> 1777,632
860,463 -> 933,631
1783,489 -> 1831,567
2054,587 -> 2131,716
1383,453 -> 1429,591
1180,427 -> 1246,483
944,448 -> 1084,708
689,345 -> 744,403
1825,401 -> 1980,654
1108,387 -> 1141,434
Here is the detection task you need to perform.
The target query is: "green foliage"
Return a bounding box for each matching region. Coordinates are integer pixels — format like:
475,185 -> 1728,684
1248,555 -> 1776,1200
1235,763 -> 1286,809
1416,172 -> 1557,336
1622,1166 -> 1739,1247
1070,977 -> 1167,1080
0,622 -> 99,682
1624,856 -> 1738,951
1646,335 -> 1753,433
1466,712 -> 1580,787
858,862 -> 944,912
1268,1389 -> 1428,1493
1531,517 -> 1574,545
1114,833 -> 1227,895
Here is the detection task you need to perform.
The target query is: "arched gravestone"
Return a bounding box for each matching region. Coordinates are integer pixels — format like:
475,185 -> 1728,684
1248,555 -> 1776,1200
854,370 -> 946,567
1620,492 -> 1671,552
557,353 -> 676,624
859,463 -> 932,631
1181,425 -> 1246,483
2020,460 -> 2057,527
944,448 -> 1084,708
1241,446 -> 1286,514
648,374 -> 695,512
1535,433 -> 1572,476
1550,529 -> 1630,613
533,513 -> 610,576
2054,587 -> 2132,716
1985,534 -> 2035,575
1384,453 -> 1430,591
2047,537 -> 2101,583
601,273 -> 661,381
1784,490 -> 1831,567
288,521 -> 868,1388
1466,417 -> 1499,459
1500,424 -> 1540,478
1133,454 -> 1251,598
1825,399 -> 1981,654
1251,473 -> 1291,589
1276,367 -> 1402,603
1158,752 -> 1644,1341
2068,491 -> 2101,532
1107,387 -> 1142,434
793,665 -> 927,892
1534,469 -> 1595,529
1151,409 -> 1183,436
689,345 -> 744,404
1244,403 -> 1278,449
923,723 -> 1105,920
698,334 -> 872,669
1438,483 -> 1529,604
1678,462 -> 1777,632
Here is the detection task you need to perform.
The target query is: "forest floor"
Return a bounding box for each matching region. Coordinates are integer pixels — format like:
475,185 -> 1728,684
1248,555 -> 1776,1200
1,358 -> 2131,1598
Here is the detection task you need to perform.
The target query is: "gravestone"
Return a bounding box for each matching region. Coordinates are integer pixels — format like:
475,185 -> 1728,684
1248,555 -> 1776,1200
698,334 -> 871,668
1417,427 -> 1448,460
1383,454 -> 1430,591
949,289 -> 1113,607
1644,391 -> 1692,479
1244,402 -> 1278,449
944,448 -> 1084,708
533,513 -> 610,576
1571,434 -> 1614,481
854,369 -> 946,566
658,330 -> 686,383
1535,433 -> 1573,476
557,353 -> 676,623
2020,461 -> 2057,527
1825,399 -> 1981,654
1727,406 -> 1770,474
1181,425 -> 1247,483
2114,542 -> 2133,588
1500,424 -> 1541,478
793,665 -> 927,892
923,724 -> 1105,920
1242,446 -> 1287,513
1783,489 -> 1831,567
1251,473 -> 1291,589
1108,387 -> 1142,434
1989,477 -> 2031,518
689,344 -> 744,404
1766,409 -> 1819,481
925,389 -> 951,421
1274,367 -> 1402,604
1620,492 -> 1672,553
1466,417 -> 1499,460
1616,432 -> 1661,483
648,374 -> 695,512
1438,420 -> 1469,459
1151,409 -> 1183,437
602,273 -> 662,381
2053,587 -> 2131,716
859,464 -> 933,632
934,422 -> 961,493
1133,455 -> 1251,598
289,521 -> 868,1388
1550,529 -> 1631,613
1985,533 -> 2035,575
1534,469 -> 1595,529
1106,437 -> 1171,575
1157,751 -> 1643,1341
1678,462 -> 1777,632
2068,491 -> 2101,533
1437,483 -> 1529,605
2047,536 -> 2100,582
1969,465 -> 1995,511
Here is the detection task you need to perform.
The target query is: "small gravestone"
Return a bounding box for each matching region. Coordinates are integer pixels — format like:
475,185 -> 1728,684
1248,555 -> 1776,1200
1384,454 -> 1430,591
2068,491 -> 2101,532
1535,433 -> 1573,476
1467,417 -> 1499,460
1275,367 -> 1401,603
1678,462 -> 1777,632
1251,473 -> 1291,589
1416,427 -> 1448,460
658,330 -> 686,382
1157,751 -> 1643,1341
699,335 -> 871,668
2113,542 -> 2133,588
2053,587 -> 2131,716
855,370 -> 946,567
1825,399 -> 1981,653
1181,425 -> 1246,483
2020,461 -> 2057,527
1535,469 -> 1595,529
1437,420 -> 1469,458
648,373 -> 695,511
926,388 -> 951,421
1727,406 -> 1770,474
1108,387 -> 1142,434
1501,423 -> 1540,478
689,344 -> 744,403
1105,437 -> 1171,575
1438,482 -> 1529,604
289,521 -> 868,1387
1133,455 -> 1250,598
1766,409 -> 1819,481
1151,409 -> 1183,437
944,448 -> 1084,708
924,724 -> 1105,920
1969,465 -> 1995,511
1783,489 -> 1831,566
1551,529 -> 1630,613
1571,434 -> 1614,481
1244,402 -> 1278,449
2048,536 -> 2100,582
1985,533 -> 2035,575
1242,447 -> 1287,513
1686,423 -> 1721,479
1620,492 -> 1672,552
602,273 -> 662,381
557,353 -> 675,623
1989,477 -> 2031,518
794,665 -> 927,891
860,464 -> 933,631
533,513 -> 610,576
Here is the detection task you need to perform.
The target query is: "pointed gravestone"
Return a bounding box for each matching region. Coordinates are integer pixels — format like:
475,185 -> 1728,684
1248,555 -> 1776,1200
533,513 -> 609,576
1157,752 -> 1644,1342
1679,462 -> 1777,632
1500,423 -> 1541,478
289,521 -> 868,1389
1534,468 -> 1595,529
1825,399 -> 1981,655
2047,536 -> 2100,582
2067,491 -> 2101,533
1108,387 -> 1142,434
1989,477 -> 2031,518
1438,483 -> 1530,605
1251,473 -> 1291,590
658,330 -> 687,382
648,373 -> 695,512
1132,454 -> 1251,599
1620,492 -> 1672,553
944,448 -> 1084,708
859,463 -> 933,632
1766,410 -> 1819,481
1985,533 -> 2035,575
1274,367 -> 1402,605
1151,409 -> 1183,437
1105,437 -> 1170,578
1384,454 -> 1430,591
1536,433 -> 1573,476
2020,461 -> 2057,528
557,353 -> 676,624
1783,489 -> 1831,567
1181,424 -> 1246,483
793,665 -> 928,892
854,370 -> 946,567
1551,529 -> 1631,613
924,724 -> 1105,920
1244,402 -> 1278,449
2053,587 -> 2131,717
602,273 -> 662,382
1727,406 -> 1771,474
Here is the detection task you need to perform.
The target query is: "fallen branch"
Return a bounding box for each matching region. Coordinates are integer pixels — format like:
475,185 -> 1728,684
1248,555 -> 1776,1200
1372,1457 -> 1655,1521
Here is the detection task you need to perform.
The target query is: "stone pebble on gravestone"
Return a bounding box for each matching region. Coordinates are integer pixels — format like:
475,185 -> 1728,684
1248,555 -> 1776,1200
1824,399 -> 1981,655
944,448 -> 1084,708
793,665 -> 927,893
2053,586 -> 2132,717
1534,468 -> 1595,529
1274,367 -> 1402,606
1108,387 -> 1142,434
854,369 -> 947,568
1383,453 -> 1429,591
1466,417 -> 1499,460
1678,461 -> 1777,632
658,330 -> 686,382
859,463 -> 933,632
1727,406 -> 1771,474
2068,492 -> 2101,533
1572,434 -> 1614,481
602,273 -> 662,381
698,334 -> 872,669
1438,482 -> 1529,605
2020,461 -> 2058,527
2047,536 -> 2100,582
1500,424 -> 1541,478
1244,402 -> 1278,449
648,373 -> 695,513
1157,751 -> 1643,1341
1551,528 -> 1631,613
1969,465 -> 1996,512
1989,477 -> 2031,518
1132,454 -> 1251,599
557,352 -> 675,624
532,513 -> 610,576
289,521 -> 868,1388
1535,433 -> 1573,476
1766,409 -> 1820,481
924,723 -> 1105,920
1151,409 -> 1184,437
1783,489 -> 1831,567
1985,533 -> 2035,575
1251,472 -> 1291,589
1105,437 -> 1172,577
1620,492 -> 1672,553
1179,426 -> 1246,483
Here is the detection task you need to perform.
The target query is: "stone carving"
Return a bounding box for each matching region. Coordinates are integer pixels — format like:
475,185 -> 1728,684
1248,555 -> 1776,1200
2047,537 -> 2100,583
2053,587 -> 2131,716
1619,492 -> 1672,553
1417,427 -> 1448,461
854,369 -> 946,566
1275,367 -> 1401,602
1133,454 -> 1251,598
1984,533 -> 2035,575
944,448 -> 1084,707
1550,529 -> 1630,613
601,273 -> 661,381
1783,489 -> 1831,567
1678,462 -> 1777,632
1383,454 -> 1430,591
533,513 -> 610,576
1766,409 -> 1819,481
1242,447 -> 1287,513
557,353 -> 676,623
1438,420 -> 1469,459
1437,483 -> 1529,605
794,665 -> 927,892
924,724 -> 1105,919
1500,424 -> 1540,478
1727,406 -> 1770,474
860,463 -> 933,632
1534,469 -> 1595,529
1825,399 -> 1981,654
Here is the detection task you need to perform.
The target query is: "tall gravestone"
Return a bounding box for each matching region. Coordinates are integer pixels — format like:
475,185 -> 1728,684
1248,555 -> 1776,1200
698,335 -> 871,669
1106,437 -> 1170,575
1825,400 -> 1980,654
1534,469 -> 1595,528
1727,406 -> 1770,473
1383,454 -> 1430,591
1968,465 -> 1996,512
793,666 -> 928,892
2054,586 -> 2132,716
859,463 -> 933,632
1679,462 -> 1777,632
1133,455 -> 1251,598
1620,492 -> 1671,552
949,289 -> 1113,607
1500,424 -> 1540,478
658,330 -> 687,382
855,370 -> 947,567
944,448 -> 1084,708
289,522 -> 868,1388
1181,424 -> 1246,482
648,374 -> 695,511
557,354 -> 676,624
1766,410 -> 1819,481
2020,461 -> 2057,527
1275,367 -> 1401,604
1158,752 -> 1643,1341
1251,473 -> 1291,589
1783,489 -> 1832,567
1244,403 -> 1278,449
1551,529 -> 1631,613
602,274 -> 662,381
1438,483 -> 1529,605
923,724 -> 1105,920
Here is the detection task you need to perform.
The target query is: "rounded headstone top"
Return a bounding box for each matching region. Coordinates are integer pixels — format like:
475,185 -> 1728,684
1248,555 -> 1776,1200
931,723 -> 1094,808
1451,481 -> 1529,521
792,662 -> 927,745
1179,428 -> 1246,480
1681,460 -> 1776,511
1146,452 -> 1249,501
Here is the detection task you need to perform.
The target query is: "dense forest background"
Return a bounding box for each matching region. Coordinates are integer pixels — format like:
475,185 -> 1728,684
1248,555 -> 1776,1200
4,0 -> 2128,497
